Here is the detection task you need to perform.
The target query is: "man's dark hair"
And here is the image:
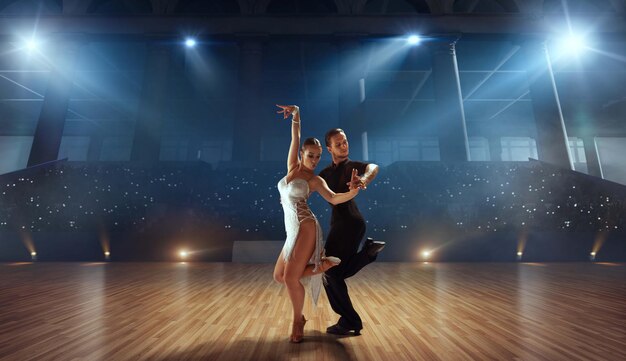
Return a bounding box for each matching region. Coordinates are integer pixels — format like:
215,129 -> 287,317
324,128 -> 345,147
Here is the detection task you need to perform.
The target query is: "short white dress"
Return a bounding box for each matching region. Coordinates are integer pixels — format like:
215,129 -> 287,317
277,176 -> 324,305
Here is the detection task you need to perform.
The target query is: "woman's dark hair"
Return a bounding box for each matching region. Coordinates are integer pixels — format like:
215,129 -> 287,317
301,137 -> 322,150
324,128 -> 345,147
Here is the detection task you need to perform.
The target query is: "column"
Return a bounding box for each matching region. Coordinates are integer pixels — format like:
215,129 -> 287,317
28,39 -> 83,167
232,37 -> 264,162
130,42 -> 173,162
523,39 -> 574,170
337,37 -> 367,160
429,39 -> 470,162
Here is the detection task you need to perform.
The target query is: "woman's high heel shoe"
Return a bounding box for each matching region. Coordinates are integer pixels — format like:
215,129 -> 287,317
290,315 -> 307,343
322,256 -> 341,265
319,256 -> 341,272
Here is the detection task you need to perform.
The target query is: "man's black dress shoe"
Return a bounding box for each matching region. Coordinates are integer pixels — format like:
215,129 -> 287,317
364,238 -> 385,258
326,323 -> 362,336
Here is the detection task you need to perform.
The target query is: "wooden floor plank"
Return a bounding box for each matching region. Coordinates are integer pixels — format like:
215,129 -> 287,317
0,262 -> 624,361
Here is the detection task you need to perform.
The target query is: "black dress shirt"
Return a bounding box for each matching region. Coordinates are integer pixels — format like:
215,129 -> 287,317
319,158 -> 368,228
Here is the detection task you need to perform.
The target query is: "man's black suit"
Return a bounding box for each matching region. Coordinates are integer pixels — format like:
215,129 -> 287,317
319,158 -> 376,331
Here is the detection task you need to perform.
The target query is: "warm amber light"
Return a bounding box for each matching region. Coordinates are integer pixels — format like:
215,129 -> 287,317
517,252 -> 523,256
30,252 -> 37,257
421,250 -> 431,259
179,250 -> 188,259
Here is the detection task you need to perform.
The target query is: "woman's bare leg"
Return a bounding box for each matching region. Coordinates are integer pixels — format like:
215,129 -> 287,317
276,247 -> 337,282
273,250 -> 286,284
283,220 -> 316,321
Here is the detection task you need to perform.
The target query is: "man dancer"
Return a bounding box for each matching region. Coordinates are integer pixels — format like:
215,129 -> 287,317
319,128 -> 385,336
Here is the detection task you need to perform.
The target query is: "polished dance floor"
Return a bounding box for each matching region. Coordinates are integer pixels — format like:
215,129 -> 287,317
0,262 -> 624,361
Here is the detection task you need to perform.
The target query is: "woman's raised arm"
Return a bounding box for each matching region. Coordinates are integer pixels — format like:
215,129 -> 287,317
276,104 -> 300,173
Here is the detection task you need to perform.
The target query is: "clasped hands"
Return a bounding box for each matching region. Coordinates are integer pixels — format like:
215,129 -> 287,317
347,168 -> 367,191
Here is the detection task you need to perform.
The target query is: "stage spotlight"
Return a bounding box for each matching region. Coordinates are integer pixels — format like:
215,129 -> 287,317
185,38 -> 197,48
421,250 -> 431,260
558,34 -> 587,56
407,35 -> 421,45
591,231 -> 607,261
517,251 -> 523,261
104,251 -> 110,260
30,251 -> 37,261
26,39 -> 38,52
179,249 -> 188,260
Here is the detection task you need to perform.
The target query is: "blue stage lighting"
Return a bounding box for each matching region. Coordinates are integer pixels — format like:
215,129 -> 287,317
185,38 -> 197,48
562,34 -> 586,55
25,39 -> 38,52
407,35 -> 421,45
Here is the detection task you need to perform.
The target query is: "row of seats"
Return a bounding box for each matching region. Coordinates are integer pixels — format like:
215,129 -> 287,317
0,160 -> 624,239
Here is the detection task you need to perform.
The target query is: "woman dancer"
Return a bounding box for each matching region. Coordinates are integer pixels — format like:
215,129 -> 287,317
273,104 -> 360,343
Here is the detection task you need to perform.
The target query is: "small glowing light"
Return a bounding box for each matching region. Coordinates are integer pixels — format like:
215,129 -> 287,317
179,250 -> 188,259
407,35 -> 421,45
185,38 -> 197,48
104,251 -> 110,256
30,251 -> 37,257
26,40 -> 38,51
517,252 -> 523,256
421,250 -> 431,259
590,252 -> 596,256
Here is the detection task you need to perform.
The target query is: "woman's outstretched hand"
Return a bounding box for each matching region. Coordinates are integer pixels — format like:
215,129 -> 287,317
276,104 -> 299,119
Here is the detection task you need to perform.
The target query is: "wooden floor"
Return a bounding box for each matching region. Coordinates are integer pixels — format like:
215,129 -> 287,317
0,262 -> 625,361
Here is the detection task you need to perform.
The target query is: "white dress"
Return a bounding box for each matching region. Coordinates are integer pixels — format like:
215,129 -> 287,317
277,176 -> 324,305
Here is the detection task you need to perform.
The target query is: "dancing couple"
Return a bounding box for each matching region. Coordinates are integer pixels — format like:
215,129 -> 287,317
273,104 -> 385,343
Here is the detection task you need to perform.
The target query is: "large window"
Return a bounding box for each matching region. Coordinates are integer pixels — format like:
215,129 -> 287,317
501,137 -> 537,161
100,137 -> 132,161
199,140 -> 232,165
568,137 -> 586,163
59,136 -> 90,161
160,138 -> 189,161
369,137 -> 440,165
469,137 -> 490,161
0,136 -> 33,174
596,137 -> 626,185
569,137 -> 587,173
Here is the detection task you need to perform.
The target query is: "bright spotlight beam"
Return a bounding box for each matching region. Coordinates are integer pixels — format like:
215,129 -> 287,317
552,33 -> 588,58
407,35 -> 421,45
185,38 -> 197,48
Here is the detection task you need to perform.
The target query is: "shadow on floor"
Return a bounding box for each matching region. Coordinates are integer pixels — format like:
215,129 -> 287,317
154,330 -> 355,361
